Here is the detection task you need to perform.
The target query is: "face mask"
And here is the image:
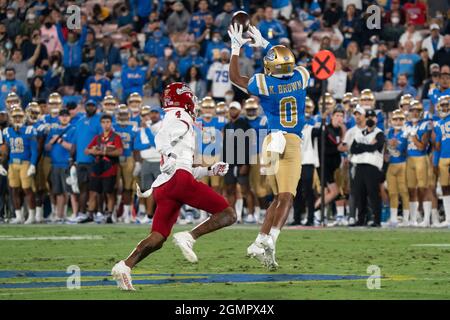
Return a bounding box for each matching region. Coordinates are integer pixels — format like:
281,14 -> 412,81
224,94 -> 233,103
391,17 -> 400,24
190,50 -> 198,57
212,37 -> 220,43
393,125 -> 403,130
164,48 -> 173,57
7,13 -> 14,19
45,22 -> 52,28
331,43 -> 340,50
366,119 -> 375,127
360,58 -> 370,67
113,71 -> 121,78
5,41 -> 12,50
121,52 -> 129,61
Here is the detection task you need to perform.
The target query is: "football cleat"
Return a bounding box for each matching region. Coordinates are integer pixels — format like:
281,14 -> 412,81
111,261 -> 136,291
24,213 -> 35,225
247,242 -> 266,265
261,236 -> 278,270
173,231 -> 198,263
244,214 -> 256,224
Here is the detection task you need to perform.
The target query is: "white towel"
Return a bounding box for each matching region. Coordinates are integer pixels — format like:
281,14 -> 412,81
267,131 -> 287,154
140,128 -> 150,145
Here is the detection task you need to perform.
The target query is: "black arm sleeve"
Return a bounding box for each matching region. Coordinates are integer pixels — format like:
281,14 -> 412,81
355,132 -> 385,153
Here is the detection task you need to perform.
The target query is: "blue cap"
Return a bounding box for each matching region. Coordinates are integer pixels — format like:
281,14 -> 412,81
85,99 -> 97,106
150,106 -> 162,113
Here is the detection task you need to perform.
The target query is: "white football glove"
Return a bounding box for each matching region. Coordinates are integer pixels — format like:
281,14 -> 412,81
208,162 -> 229,177
27,164 -> 36,177
133,161 -> 142,177
0,165 -> 7,176
228,23 -> 251,56
160,155 -> 177,175
247,25 -> 270,49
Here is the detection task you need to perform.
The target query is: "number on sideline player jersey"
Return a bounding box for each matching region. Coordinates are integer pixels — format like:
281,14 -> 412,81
3,125 -> 38,165
247,66 -> 310,136
387,128 -> 408,163
406,120 -> 431,157
113,123 -> 138,158
436,114 -> 450,159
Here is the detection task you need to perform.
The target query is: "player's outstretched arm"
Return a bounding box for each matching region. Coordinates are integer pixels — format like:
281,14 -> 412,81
228,23 -> 250,92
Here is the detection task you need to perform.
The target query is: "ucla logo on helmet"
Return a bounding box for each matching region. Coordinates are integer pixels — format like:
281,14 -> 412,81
283,55 -> 290,61
266,49 -> 275,61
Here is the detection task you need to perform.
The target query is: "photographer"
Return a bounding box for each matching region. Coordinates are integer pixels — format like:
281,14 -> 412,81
350,110 -> 385,227
84,114 -> 123,223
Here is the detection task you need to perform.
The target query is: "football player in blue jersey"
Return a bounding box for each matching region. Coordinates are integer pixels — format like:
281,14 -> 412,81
244,98 -> 270,224
229,23 -> 309,269
45,109 -> 75,223
215,101 -> 228,119
2,106 -> 38,224
405,100 -> 432,227
399,94 -> 413,119
102,95 -> 118,120
428,65 -> 450,107
386,109 -> 409,227
5,92 -> 21,111
128,92 -> 143,128
435,95 -> 450,227
342,92 -> 356,129
114,104 -> 139,224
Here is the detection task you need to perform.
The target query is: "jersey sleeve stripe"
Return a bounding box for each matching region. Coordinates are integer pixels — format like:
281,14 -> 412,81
295,66 -> 310,89
256,74 -> 269,96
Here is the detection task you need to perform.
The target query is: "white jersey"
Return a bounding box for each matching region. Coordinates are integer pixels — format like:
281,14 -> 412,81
207,62 -> 231,98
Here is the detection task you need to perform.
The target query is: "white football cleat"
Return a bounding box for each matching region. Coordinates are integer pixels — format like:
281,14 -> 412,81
9,217 -> 24,224
261,236 -> 278,270
24,214 -> 35,225
138,215 -> 152,224
246,242 -> 266,264
173,231 -> 198,263
244,214 -> 256,224
111,261 -> 135,291
417,220 -> 430,228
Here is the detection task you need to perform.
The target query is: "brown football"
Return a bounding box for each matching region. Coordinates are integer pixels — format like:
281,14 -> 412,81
231,11 -> 250,32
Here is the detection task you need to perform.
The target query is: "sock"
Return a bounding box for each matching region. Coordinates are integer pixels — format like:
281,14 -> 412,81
443,195 -> 450,222
409,201 -> 419,223
390,208 -> 398,223
51,203 -> 56,215
254,206 -> 260,222
314,210 -> 321,221
28,209 -> 35,220
270,227 -> 280,244
36,206 -> 43,219
235,198 -> 243,221
123,205 -> 131,219
431,208 -> 439,225
15,209 -> 23,221
345,205 -> 350,216
402,209 -> 410,223
138,204 -> 146,215
63,204 -> 68,218
336,206 -> 344,218
422,201 -> 432,225
255,233 -> 267,244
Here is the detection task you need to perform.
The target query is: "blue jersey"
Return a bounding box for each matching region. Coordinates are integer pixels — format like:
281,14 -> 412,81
43,114 -> 60,130
387,128 -> 408,163
3,126 -> 38,165
134,127 -> 155,151
70,113 -> 102,164
428,87 -> 450,107
247,115 -> 269,154
70,112 -> 84,125
248,66 -> 310,137
345,113 -> 356,129
130,114 -> 141,128
113,124 -> 137,158
406,120 -> 431,157
436,115 -> 450,159
376,110 -> 385,131
83,76 -> 111,103
196,116 -> 226,156
45,125 -> 75,168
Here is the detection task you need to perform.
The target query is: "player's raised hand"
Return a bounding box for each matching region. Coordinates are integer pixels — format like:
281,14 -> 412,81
247,25 -> 270,49
209,162 -> 229,176
228,23 -> 250,55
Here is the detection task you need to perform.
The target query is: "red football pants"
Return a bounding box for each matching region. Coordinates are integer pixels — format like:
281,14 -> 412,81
151,169 -> 229,238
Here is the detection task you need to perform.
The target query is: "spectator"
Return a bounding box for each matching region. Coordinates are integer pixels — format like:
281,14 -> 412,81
82,64 -> 112,104
121,56 -> 147,101
238,47 -> 255,78
6,38 -> 42,86
345,41 -> 362,72
20,11 -> 40,38
2,6 -> 20,40
323,0 -> 342,28
30,75 -> 50,101
56,18 -> 88,86
93,34 -> 122,73
396,73 -> 417,97
421,24 -> 444,60
92,4 -> 111,25
404,0 -> 427,27
421,63 -> 440,100
144,29 -> 171,58
383,0 -> 406,25
131,0 -> 153,32
393,41 -> 420,85
432,34 -> 450,67
428,65 -> 450,106
20,30 -> 48,67
189,0 -> 212,38
166,1 -> 191,35
161,60 -> 181,89
186,66 -> 207,100
0,67 -> 30,110
330,34 -> 346,59
214,1 -> 234,38
381,11 -> 405,44
258,6 -> 287,45
117,4 -> 134,30
327,58 -> 349,100
207,48 -> 231,100
351,52 -> 378,92
414,48 -> 432,87
399,22 -> 422,52
39,12 -> 62,55
178,45 -> 208,77
370,41 -> 394,91
204,30 -> 227,64
273,0 -> 293,20
84,113 -> 123,224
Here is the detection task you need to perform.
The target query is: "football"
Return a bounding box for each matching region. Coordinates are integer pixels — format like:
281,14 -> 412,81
231,10 -> 250,32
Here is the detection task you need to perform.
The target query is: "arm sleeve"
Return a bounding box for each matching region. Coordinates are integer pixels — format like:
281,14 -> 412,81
192,166 -> 208,179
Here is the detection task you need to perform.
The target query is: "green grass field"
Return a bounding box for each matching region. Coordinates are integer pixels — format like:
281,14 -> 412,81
0,224 -> 449,300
